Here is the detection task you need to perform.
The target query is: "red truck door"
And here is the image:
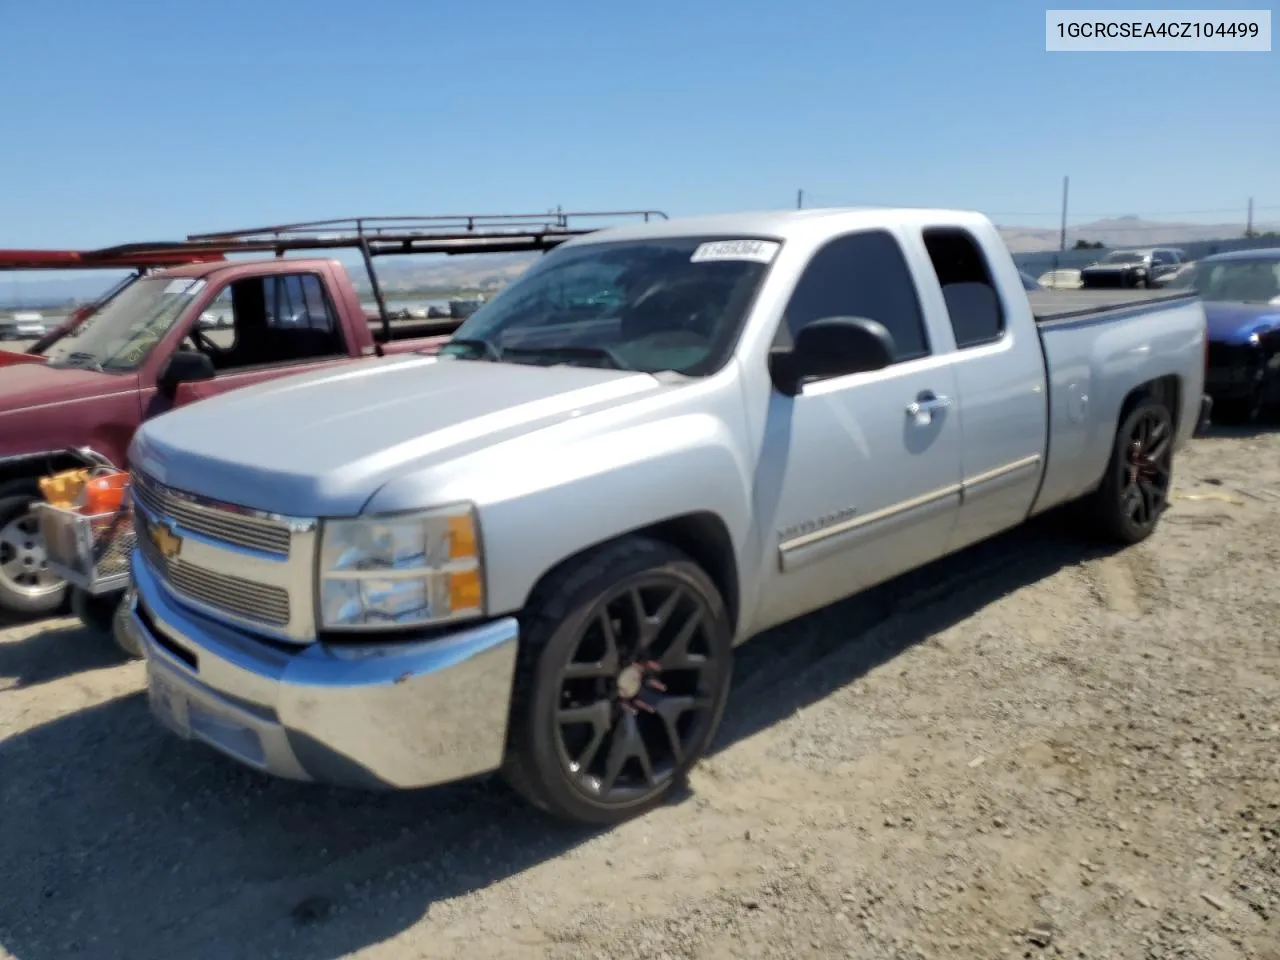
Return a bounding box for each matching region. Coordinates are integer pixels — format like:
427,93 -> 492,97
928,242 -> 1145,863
142,269 -> 363,418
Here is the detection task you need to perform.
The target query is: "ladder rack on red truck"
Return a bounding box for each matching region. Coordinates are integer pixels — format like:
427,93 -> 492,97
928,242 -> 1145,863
85,209 -> 670,337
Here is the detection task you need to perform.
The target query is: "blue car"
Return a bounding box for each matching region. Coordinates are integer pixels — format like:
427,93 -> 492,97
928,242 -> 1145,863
1166,248 -> 1280,424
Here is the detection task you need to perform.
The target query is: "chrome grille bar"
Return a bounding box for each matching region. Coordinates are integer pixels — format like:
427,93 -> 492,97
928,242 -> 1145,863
131,470 -> 319,643
131,470 -> 292,556
138,532 -> 291,626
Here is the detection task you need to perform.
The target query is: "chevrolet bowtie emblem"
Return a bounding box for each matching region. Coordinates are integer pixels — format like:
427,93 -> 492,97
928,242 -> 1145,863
148,518 -> 183,560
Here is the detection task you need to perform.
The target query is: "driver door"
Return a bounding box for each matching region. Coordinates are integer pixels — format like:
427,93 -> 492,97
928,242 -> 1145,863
753,229 -> 963,632
143,273 -> 355,418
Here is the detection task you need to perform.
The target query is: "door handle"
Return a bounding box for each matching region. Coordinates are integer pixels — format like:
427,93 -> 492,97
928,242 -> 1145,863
906,394 -> 953,418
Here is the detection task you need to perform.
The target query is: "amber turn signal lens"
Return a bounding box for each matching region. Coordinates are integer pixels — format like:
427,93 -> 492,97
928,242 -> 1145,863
448,568 -> 483,613
447,513 -> 478,560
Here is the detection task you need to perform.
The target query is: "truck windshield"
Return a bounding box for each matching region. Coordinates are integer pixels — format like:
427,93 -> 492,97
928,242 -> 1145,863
441,236 -> 777,376
1172,260 -> 1280,303
1102,251 -> 1145,264
44,276 -> 206,372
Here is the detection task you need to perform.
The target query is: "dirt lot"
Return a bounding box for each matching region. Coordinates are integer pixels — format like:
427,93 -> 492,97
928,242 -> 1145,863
1,427 -> 1277,960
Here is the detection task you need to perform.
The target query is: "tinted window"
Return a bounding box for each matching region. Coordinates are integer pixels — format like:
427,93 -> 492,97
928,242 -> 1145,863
782,230 -> 929,362
922,227 -> 1004,349
266,274 -> 336,331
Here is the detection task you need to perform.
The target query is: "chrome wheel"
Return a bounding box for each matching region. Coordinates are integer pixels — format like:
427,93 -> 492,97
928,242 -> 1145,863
0,505 -> 60,600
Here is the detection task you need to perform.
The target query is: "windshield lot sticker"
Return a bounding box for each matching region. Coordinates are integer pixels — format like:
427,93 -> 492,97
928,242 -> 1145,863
163,278 -> 207,296
690,240 -> 780,264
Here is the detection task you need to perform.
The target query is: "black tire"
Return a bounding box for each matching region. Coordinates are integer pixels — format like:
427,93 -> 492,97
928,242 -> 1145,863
0,484 -> 68,618
69,587 -> 142,659
502,536 -> 733,826
1083,398 -> 1175,544
70,587 -> 116,633
112,591 -> 143,659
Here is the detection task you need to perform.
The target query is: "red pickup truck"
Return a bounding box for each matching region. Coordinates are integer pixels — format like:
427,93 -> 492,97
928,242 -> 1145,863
0,211 -> 662,618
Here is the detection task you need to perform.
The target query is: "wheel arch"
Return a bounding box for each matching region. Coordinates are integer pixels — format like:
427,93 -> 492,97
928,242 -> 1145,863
518,511 -> 743,639
1118,373 -> 1181,435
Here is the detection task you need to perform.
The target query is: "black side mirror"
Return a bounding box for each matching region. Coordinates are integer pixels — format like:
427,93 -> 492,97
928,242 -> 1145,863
158,350 -> 215,395
768,317 -> 895,397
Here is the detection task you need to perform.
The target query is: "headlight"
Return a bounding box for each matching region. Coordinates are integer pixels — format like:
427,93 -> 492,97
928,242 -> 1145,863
318,503 -> 484,630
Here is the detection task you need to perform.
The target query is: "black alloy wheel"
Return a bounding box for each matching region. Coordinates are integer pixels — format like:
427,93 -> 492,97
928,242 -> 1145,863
1118,405 -> 1173,530
1086,398 -> 1175,544
503,537 -> 732,825
555,577 -> 718,804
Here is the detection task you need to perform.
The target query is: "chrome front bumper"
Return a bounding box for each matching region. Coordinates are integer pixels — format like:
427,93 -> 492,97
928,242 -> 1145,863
129,554 -> 520,790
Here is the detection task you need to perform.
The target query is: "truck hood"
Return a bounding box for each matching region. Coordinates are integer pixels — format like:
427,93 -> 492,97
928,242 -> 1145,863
1204,301 -> 1280,346
130,355 -> 665,516
0,361 -> 130,417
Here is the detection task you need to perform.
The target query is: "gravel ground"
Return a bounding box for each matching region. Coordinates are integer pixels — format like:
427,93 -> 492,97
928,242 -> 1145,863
1,426 -> 1277,960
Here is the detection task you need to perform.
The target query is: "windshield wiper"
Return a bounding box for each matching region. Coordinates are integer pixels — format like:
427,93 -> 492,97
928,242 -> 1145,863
441,337 -> 503,361
502,344 -> 632,371
50,351 -> 104,372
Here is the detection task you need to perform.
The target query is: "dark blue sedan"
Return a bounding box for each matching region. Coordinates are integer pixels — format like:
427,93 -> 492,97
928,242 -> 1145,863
1166,248 -> 1280,424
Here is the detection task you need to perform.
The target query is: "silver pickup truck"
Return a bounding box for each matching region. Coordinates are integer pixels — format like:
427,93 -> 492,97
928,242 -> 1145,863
123,208 -> 1208,825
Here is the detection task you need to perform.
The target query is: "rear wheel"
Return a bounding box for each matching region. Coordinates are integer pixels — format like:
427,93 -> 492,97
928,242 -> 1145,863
1083,398 -> 1175,544
0,484 -> 67,618
502,537 -> 733,825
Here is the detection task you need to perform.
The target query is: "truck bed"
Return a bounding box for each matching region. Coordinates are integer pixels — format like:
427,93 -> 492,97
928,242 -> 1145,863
1030,288 -> 1196,325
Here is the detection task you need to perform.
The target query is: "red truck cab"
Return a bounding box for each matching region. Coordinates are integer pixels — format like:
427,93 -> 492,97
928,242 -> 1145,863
0,256 -> 456,616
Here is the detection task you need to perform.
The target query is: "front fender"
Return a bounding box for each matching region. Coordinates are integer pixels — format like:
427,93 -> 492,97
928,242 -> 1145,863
367,412 -> 756,619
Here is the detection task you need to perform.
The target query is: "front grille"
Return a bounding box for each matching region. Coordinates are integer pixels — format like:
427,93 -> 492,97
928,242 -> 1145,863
131,471 -> 291,556
138,530 -> 291,626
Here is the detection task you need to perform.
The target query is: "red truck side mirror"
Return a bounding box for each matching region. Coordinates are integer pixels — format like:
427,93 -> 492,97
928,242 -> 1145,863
158,351 -> 216,395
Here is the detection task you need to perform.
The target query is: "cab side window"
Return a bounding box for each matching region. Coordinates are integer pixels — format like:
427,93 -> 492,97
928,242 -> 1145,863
922,227 -> 1004,349
781,229 -> 930,363
194,274 -> 348,372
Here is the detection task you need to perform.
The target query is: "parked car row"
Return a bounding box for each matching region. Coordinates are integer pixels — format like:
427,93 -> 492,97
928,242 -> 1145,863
0,311 -> 54,341
16,206 -> 1211,827
1079,247 -> 1190,289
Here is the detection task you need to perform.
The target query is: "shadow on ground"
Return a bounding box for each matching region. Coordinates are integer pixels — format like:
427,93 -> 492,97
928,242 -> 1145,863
0,620 -> 129,689
0,510 -> 1119,960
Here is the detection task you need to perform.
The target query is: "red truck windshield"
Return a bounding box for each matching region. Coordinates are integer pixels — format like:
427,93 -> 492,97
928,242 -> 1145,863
45,276 -> 207,372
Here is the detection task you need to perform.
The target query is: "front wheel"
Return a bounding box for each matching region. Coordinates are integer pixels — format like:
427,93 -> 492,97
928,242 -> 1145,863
1083,398 -> 1175,544
0,488 -> 68,618
502,537 -> 733,825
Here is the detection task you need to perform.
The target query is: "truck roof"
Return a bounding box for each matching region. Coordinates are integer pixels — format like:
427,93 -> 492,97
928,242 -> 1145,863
559,207 -> 997,247
147,257 -> 342,280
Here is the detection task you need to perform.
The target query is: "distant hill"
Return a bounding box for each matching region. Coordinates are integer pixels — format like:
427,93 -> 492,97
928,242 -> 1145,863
5,216 -> 1277,306
357,252 -> 538,294
997,217 -> 1277,253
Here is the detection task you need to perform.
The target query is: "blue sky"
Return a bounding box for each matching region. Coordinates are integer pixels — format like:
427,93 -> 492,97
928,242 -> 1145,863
0,0 -> 1275,251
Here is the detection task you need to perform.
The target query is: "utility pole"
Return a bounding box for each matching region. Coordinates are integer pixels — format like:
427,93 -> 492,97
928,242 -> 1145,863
1247,197 -> 1254,237
1059,176 -> 1070,251
796,189 -> 804,210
